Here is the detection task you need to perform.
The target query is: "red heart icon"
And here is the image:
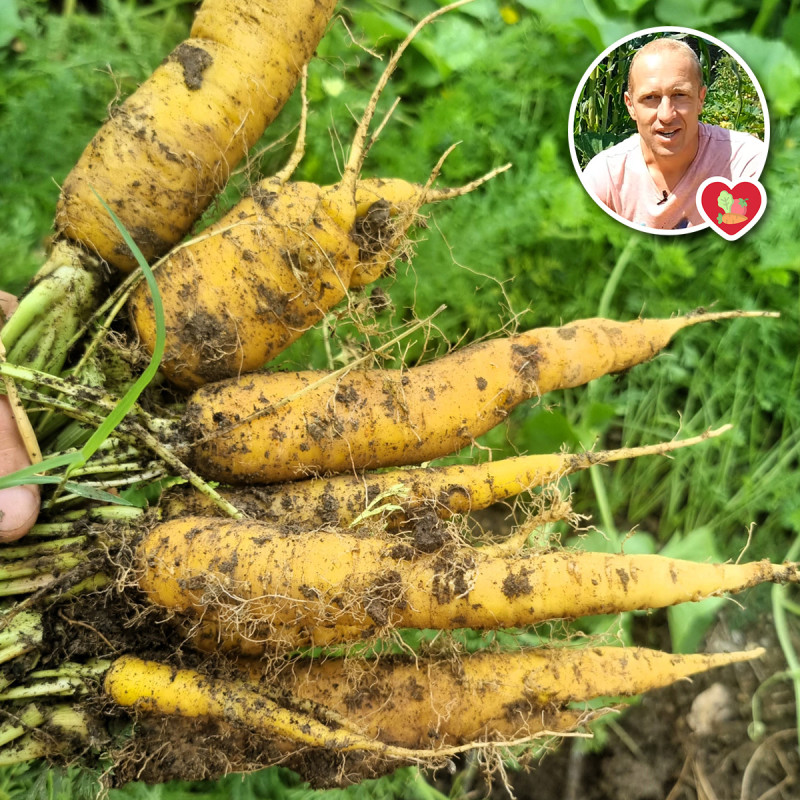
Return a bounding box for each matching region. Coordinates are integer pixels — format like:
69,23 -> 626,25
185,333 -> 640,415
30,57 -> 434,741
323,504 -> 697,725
696,178 -> 767,241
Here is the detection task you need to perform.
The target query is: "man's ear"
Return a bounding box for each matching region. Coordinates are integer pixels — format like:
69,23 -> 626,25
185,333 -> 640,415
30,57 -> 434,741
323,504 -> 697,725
698,85 -> 707,111
624,91 -> 636,120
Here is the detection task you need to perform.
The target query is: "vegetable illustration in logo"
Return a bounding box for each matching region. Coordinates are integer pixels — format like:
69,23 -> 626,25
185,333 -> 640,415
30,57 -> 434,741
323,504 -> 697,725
717,190 -> 749,225
696,178 -> 766,242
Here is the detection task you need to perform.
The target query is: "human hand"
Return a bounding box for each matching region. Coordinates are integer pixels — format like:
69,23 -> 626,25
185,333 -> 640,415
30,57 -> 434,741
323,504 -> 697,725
0,291 -> 41,541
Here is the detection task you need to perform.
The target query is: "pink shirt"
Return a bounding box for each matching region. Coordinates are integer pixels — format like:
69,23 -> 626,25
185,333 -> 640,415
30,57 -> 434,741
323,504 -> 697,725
582,123 -> 767,230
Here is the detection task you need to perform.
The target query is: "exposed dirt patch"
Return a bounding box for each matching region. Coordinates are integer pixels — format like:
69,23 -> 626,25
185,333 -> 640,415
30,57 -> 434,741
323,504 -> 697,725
112,225 -> 170,262
431,548 -> 476,604
511,342 -> 542,385
178,309 -> 240,383
316,482 -> 342,525
363,570 -> 406,626
110,715 -> 372,787
43,587 -> 184,668
170,43 -> 213,91
250,185 -> 279,211
408,508 -> 449,553
557,325 -> 578,339
369,286 -> 392,313
501,567 -> 532,599
351,199 -> 394,261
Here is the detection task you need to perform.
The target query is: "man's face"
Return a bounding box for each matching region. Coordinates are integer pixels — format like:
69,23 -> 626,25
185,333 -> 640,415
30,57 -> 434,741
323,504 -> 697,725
624,50 -> 707,163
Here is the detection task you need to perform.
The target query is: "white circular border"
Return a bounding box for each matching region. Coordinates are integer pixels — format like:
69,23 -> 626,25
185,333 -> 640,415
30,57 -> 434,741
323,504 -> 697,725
568,26 -> 771,237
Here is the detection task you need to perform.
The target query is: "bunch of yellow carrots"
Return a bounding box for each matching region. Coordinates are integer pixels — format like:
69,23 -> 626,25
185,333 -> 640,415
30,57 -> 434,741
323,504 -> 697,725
0,0 -> 790,788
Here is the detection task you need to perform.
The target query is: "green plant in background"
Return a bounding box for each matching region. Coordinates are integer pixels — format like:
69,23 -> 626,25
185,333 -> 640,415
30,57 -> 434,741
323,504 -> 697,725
702,53 -> 765,136
0,0 -> 799,797
572,37 -> 638,167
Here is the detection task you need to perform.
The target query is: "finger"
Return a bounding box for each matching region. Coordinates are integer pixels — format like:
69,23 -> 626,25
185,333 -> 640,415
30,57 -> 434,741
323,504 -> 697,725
0,293 -> 41,540
0,291 -> 17,321
0,396 -> 40,542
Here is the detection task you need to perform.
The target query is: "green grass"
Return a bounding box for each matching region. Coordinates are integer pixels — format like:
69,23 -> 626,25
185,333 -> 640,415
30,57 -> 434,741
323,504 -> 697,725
1,0 -> 800,796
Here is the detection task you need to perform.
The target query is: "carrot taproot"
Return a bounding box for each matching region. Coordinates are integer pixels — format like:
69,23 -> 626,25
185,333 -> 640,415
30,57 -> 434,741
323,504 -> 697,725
184,311 -> 773,484
55,0 -> 337,271
104,647 -> 763,757
127,2 -> 506,389
264,646 -> 764,749
138,516 -> 798,652
102,646 -> 763,756
102,654 -> 572,759
127,167 -> 506,389
161,426 -> 730,529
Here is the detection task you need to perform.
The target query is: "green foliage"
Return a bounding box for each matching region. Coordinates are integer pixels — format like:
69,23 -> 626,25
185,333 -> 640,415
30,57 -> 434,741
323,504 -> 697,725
104,766 -> 448,800
723,31 -> 800,117
0,761 -> 106,800
702,54 -> 765,137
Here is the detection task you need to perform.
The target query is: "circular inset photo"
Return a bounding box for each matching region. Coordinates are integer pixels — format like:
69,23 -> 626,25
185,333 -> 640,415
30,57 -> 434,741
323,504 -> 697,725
569,28 -> 769,235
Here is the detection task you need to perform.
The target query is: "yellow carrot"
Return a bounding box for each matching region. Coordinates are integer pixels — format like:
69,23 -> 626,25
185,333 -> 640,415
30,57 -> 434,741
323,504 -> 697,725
56,0 -> 337,271
106,646 -> 761,755
139,517 -> 798,652
103,654 -> 569,759
185,312 -> 772,484
269,646 -> 764,748
128,167 -> 506,389
162,426 -> 730,529
128,2 -> 505,388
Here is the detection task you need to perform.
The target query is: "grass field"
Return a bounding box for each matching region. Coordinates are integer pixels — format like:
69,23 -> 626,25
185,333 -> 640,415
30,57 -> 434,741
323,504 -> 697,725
1,0 -> 798,796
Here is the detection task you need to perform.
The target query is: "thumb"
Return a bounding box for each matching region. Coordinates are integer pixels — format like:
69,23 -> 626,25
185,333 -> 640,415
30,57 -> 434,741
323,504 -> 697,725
1,294 -> 41,540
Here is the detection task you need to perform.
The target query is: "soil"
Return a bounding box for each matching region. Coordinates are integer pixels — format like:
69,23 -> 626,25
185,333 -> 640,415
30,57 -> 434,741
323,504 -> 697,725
351,199 -> 394,261
426,609 -> 800,800
170,42 -> 213,91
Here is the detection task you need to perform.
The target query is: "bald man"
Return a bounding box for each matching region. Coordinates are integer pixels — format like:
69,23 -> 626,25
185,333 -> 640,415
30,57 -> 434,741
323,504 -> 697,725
0,291 -> 40,541
582,38 -> 766,229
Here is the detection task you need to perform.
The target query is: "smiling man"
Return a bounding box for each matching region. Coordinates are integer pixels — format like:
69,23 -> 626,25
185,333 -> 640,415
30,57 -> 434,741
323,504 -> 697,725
582,37 -> 767,230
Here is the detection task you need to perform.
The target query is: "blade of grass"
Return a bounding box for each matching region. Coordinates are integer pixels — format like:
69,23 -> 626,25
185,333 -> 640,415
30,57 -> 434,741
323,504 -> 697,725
582,235 -> 639,547
0,454 -> 84,489
68,191 -> 166,470
0,192 -> 165,504
771,532 -> 800,752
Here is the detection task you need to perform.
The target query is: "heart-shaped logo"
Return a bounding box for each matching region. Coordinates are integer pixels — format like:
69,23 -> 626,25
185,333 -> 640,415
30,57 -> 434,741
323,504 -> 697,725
696,178 -> 767,241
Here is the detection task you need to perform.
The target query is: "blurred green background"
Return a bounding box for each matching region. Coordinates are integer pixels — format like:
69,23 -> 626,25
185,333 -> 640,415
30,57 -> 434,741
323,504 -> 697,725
0,0 -> 798,797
